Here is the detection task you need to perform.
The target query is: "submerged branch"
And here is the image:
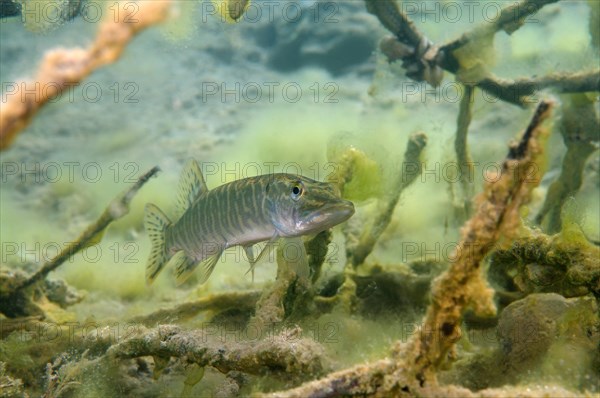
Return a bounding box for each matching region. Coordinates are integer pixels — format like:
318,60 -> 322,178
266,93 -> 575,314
0,1 -> 173,150
107,325 -> 325,377
403,101 -> 553,384
371,0 -> 599,106
366,0 -> 443,87
475,70 -> 600,106
489,231 -> 600,299
130,290 -> 260,327
0,167 -> 159,315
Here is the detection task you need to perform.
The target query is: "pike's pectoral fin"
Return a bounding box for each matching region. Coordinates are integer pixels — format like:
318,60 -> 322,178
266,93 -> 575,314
175,159 -> 208,220
282,237 -> 310,281
243,245 -> 256,283
244,233 -> 279,281
174,250 -> 222,286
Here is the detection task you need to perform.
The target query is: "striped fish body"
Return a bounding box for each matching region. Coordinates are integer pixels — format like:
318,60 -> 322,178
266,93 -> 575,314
144,160 -> 355,286
165,176 -> 275,261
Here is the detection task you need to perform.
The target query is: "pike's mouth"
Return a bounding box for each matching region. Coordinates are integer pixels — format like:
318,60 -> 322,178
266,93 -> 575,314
306,200 -> 355,230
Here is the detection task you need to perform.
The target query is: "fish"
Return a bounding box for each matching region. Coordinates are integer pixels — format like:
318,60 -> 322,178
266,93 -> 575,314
144,159 -> 355,286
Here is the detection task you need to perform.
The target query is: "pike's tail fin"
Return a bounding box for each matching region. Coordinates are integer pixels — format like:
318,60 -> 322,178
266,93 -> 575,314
144,203 -> 172,285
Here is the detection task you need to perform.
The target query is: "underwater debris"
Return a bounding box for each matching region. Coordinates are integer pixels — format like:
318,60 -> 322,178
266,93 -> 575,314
43,353 -> 89,398
536,94 -> 600,233
0,167 -> 159,318
43,279 -> 85,309
445,293 -> 600,392
306,230 -> 333,285
0,323 -> 95,393
351,262 -> 447,318
15,323 -> 325,396
267,101 -> 554,397
312,260 -> 447,318
107,325 -> 326,378
443,293 -> 599,392
0,0 -> 173,150
475,70 -> 600,107
371,0 -> 600,106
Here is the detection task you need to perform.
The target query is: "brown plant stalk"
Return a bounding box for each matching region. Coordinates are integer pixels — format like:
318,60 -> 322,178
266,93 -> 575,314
0,0 -> 173,150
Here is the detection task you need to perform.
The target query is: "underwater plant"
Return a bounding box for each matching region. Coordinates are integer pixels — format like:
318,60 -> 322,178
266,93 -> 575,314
1,0 -> 599,397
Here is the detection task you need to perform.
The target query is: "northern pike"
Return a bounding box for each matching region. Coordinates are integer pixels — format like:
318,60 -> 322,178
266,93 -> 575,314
144,160 -> 355,285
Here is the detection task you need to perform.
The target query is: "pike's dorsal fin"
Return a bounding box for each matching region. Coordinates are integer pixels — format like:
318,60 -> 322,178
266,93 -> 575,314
175,159 -> 208,220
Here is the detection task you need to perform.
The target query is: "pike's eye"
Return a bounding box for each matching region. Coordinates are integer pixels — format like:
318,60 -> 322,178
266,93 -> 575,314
291,184 -> 303,200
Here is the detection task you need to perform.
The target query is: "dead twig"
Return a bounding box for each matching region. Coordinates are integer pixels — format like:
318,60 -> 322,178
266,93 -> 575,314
130,290 -> 260,327
107,325 -> 325,378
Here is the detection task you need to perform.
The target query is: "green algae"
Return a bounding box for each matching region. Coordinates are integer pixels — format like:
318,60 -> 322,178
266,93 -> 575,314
489,227 -> 600,301
1,1 -> 599,397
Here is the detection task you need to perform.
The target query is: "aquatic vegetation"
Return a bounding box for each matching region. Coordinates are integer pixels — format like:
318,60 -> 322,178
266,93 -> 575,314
1,0 -> 599,397
489,226 -> 600,301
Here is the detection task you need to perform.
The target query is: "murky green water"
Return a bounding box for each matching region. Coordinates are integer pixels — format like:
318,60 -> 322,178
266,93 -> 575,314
1,1 -> 598,396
